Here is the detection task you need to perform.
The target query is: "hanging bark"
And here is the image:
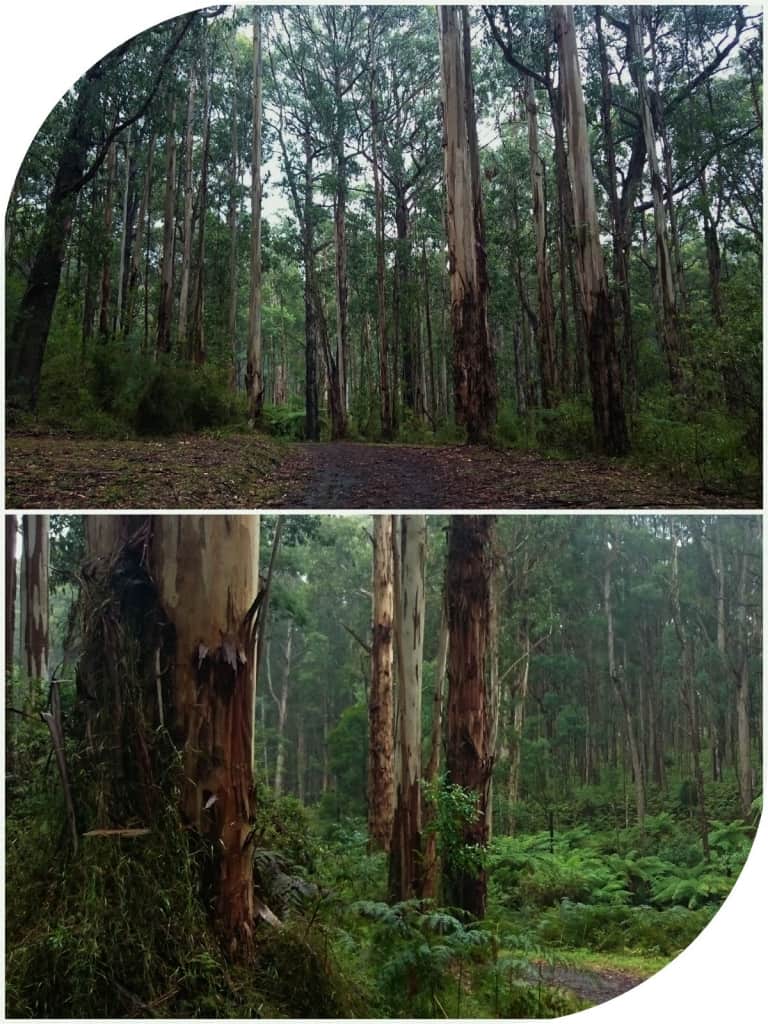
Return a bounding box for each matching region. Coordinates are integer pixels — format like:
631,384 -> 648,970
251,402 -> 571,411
438,6 -> 497,443
150,514 -> 262,951
445,515 -> 496,919
156,93 -> 177,356
389,515 -> 426,901
629,8 -> 683,390
368,516 -> 396,851
247,8 -> 264,421
553,5 -> 629,456
524,77 -> 558,406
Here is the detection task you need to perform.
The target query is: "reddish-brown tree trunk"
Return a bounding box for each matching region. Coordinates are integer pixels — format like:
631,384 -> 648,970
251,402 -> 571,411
22,515 -> 49,687
369,516 -> 395,850
445,515 -> 496,918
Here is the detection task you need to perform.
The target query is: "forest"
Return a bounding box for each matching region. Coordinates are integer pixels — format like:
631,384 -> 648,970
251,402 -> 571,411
5,513 -> 762,1018
4,5 -> 763,508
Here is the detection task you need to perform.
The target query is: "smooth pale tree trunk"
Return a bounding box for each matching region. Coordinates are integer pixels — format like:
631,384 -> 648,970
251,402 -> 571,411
629,8 -> 682,390
269,622 -> 293,797
178,70 -> 198,355
389,515 -> 426,901
150,514 -> 261,951
157,94 -> 177,356
445,516 -> 495,919
524,76 -> 558,406
368,516 -> 395,851
595,8 -> 636,403
507,627 -> 530,832
247,8 -> 264,422
438,6 -> 497,443
553,6 -> 629,456
604,536 -> 645,830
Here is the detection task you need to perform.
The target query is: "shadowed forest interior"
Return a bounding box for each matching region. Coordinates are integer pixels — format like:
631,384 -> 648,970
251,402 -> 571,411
4,4 -> 762,502
5,513 -> 762,1018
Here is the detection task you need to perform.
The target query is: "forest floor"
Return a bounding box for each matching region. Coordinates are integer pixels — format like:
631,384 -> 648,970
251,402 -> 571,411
5,432 -> 755,509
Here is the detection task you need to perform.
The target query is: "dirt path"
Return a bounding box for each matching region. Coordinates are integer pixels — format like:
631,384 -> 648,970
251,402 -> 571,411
6,433 -> 754,509
270,441 -> 752,509
535,961 -> 646,1005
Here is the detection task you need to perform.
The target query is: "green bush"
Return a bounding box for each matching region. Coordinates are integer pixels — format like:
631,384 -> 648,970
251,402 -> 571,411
135,363 -> 243,435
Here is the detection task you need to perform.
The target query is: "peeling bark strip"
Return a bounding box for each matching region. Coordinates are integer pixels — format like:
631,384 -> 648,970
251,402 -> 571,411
438,6 -> 497,443
368,516 -> 395,851
23,515 -> 49,684
389,515 -> 426,901
445,515 -> 496,919
553,6 -> 629,457
150,515 -> 260,952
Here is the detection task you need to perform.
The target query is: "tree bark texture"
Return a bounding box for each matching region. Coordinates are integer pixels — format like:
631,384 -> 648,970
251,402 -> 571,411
438,6 -> 497,443
368,516 -> 395,851
553,6 -> 629,456
389,515 -> 426,901
445,515 -> 496,919
157,94 -> 177,356
22,514 -> 50,685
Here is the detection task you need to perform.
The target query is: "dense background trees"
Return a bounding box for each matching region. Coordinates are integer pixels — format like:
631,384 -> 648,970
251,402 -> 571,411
5,5 -> 762,489
5,512 -> 762,1016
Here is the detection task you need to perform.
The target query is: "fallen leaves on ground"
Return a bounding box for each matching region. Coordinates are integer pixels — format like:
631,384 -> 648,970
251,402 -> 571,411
5,434 -> 756,510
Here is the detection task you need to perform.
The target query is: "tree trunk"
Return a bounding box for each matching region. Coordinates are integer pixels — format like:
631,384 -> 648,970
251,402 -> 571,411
178,69 -> 198,355
190,53 -> 211,367
629,8 -> 683,390
157,93 -> 177,356
150,514 -> 261,951
670,529 -> 709,858
389,515 -> 426,901
247,8 -> 264,421
445,515 -> 495,918
97,141 -> 118,341
22,515 -> 50,687
422,590 -> 449,899
227,39 -> 240,388
595,8 -> 636,404
369,516 -> 396,851
114,127 -> 134,337
370,81 -> 391,438
333,69 -> 350,430
604,534 -> 645,830
438,6 -> 497,443
6,515 -> 18,771
125,130 -> 156,342
525,77 -> 558,406
553,6 -> 629,455
269,622 -> 293,798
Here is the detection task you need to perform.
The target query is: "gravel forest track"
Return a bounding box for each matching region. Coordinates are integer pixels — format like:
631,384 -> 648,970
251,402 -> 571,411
6,433 -> 755,509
